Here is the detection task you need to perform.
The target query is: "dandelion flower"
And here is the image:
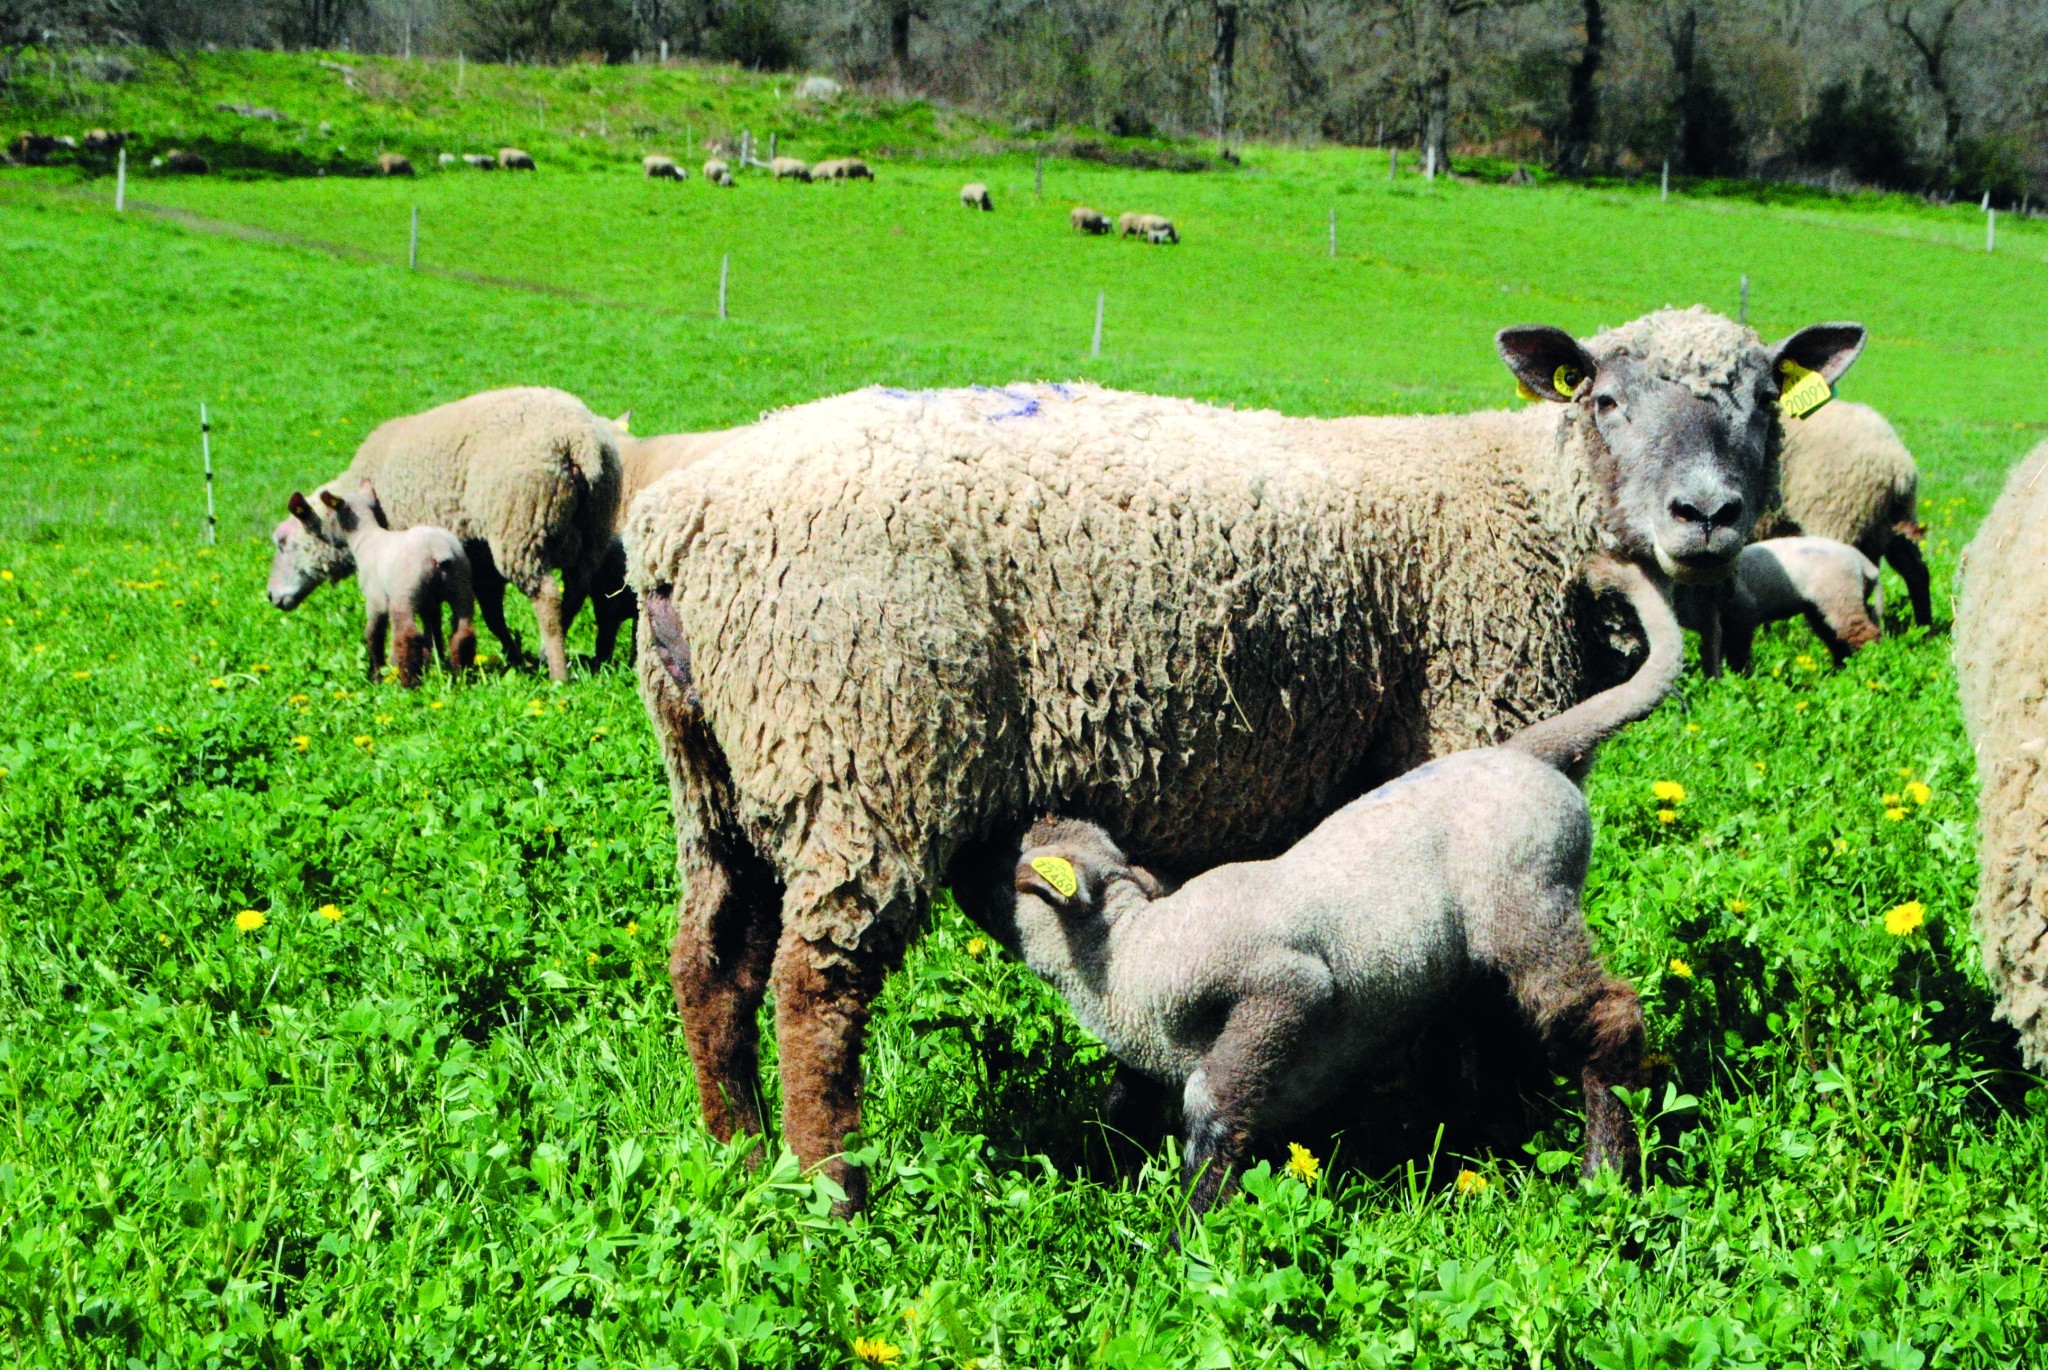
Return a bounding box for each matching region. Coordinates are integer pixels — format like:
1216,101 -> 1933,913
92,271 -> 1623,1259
157,932 -> 170,946
431,700 -> 445,710
234,909 -> 266,933
1898,766 -> 1915,780
1883,792 -> 1901,806
353,734 -> 373,748
1455,1169 -> 1489,1196
1684,722 -> 1701,734
375,714 -> 391,725
1906,781 -> 1931,806
1668,957 -> 1694,979
526,699 -> 546,717
965,936 -> 987,959
1286,1142 -> 1320,1183
1884,901 -> 1925,936
209,677 -> 228,689
292,735 -> 311,752
0,569 -> 11,580
1795,654 -> 1817,672
625,920 -> 640,937
1793,701 -> 1808,713
1833,837 -> 1849,854
1652,780 -> 1686,804
288,693 -> 310,706
1868,679 -> 1884,691
1725,898 -> 1749,915
1885,807 -> 1906,822
852,1336 -> 902,1366
71,669 -> 90,679
1657,808 -> 1678,825
318,904 -> 343,922
1752,760 -> 1767,775
252,663 -> 270,673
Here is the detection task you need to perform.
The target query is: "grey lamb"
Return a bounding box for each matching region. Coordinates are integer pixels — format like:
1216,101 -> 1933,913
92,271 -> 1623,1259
1006,555 -> 1677,1214
309,481 -> 477,687
1674,536 -> 1882,675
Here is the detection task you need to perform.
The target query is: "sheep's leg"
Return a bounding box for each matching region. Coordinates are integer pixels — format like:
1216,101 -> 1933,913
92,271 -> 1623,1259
470,556 -> 530,669
363,609 -> 389,684
526,575 -> 571,683
592,585 -> 635,670
391,606 -> 428,688
1182,995 -> 1312,1218
558,565 -> 591,650
1697,601 -> 1724,677
670,841 -> 782,1150
770,915 -> 904,1217
1804,607 -> 1855,667
1886,536 -> 1933,628
1101,1063 -> 1175,1182
446,572 -> 478,677
1721,611 -> 1756,675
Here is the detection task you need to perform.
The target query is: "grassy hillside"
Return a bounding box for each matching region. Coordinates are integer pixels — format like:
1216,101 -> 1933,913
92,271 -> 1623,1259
2,50 -> 2046,1369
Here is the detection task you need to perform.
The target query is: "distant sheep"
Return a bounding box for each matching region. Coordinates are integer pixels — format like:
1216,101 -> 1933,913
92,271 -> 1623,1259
438,152 -> 458,167
268,387 -> 621,683
643,154 -> 686,180
312,481 -> 477,687
796,75 -> 843,102
770,156 -> 811,181
703,157 -> 734,186
1145,224 -> 1179,245
1756,399 -> 1930,626
811,157 -> 873,181
159,149 -> 209,174
1675,536 -> 1881,675
1121,212 -> 1175,240
377,152 -> 415,176
1070,206 -> 1110,234
82,129 -> 130,155
498,147 -> 536,171
960,181 -> 993,210
463,153 -> 497,170
1954,439 -> 2048,1071
9,132 -> 57,165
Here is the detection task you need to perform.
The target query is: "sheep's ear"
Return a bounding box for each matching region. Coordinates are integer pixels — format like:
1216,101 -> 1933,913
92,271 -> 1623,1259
1014,852 -> 1080,909
1497,325 -> 1597,403
287,491 -> 321,528
1770,323 -> 1865,385
612,410 -> 632,434
318,490 -> 345,512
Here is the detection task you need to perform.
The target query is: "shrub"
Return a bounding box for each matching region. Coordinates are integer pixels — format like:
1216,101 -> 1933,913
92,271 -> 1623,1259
707,0 -> 803,72
1801,70 -> 1923,190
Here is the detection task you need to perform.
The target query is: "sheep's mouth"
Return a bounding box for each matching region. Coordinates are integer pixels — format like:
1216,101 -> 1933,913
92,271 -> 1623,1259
1652,542 -> 1738,586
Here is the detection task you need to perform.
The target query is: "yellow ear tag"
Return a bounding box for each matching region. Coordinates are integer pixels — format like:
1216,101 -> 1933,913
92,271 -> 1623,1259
1030,856 -> 1079,899
1778,359 -> 1833,419
1552,364 -> 1581,398
1516,379 -> 1542,402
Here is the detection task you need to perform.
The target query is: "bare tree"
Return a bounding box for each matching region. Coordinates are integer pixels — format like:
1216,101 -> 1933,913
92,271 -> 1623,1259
1556,0 -> 1603,174
1885,0 -> 1970,180
1386,0 -> 1535,177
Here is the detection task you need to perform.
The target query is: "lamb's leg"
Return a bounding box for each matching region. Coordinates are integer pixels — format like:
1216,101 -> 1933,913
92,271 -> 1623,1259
593,585 -> 635,670
1102,1063 -> 1175,1183
469,554 -> 529,669
1885,536 -> 1933,628
363,609 -> 389,684
1182,994 -> 1312,1218
391,606 -> 428,688
1696,600 -> 1724,677
1721,609 -> 1756,675
669,839 -> 782,1148
446,571 -> 478,677
526,574 -> 571,683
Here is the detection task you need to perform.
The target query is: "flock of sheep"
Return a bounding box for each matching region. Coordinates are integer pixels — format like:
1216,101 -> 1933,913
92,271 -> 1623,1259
263,309 -> 2041,1221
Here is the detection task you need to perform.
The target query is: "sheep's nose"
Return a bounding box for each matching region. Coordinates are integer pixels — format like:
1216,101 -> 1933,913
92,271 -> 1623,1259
1669,493 -> 1744,530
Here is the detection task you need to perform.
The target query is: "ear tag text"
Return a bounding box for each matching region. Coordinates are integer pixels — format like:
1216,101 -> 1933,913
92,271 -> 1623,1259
1778,359 -> 1833,419
1031,856 -> 1079,898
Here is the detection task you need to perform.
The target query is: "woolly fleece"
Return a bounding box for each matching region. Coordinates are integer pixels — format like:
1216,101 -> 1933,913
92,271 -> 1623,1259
1761,400 -> 1920,556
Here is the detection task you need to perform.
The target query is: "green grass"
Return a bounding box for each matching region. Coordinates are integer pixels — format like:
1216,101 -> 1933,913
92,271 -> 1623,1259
3,51 -> 2048,1369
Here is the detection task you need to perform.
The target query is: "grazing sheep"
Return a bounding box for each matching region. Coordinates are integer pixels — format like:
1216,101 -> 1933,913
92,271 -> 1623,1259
703,157 -> 734,186
1007,555 -> 1675,1212
810,157 -> 872,181
463,153 -> 497,170
1954,439 -> 2048,1070
9,132 -> 58,165
377,152 -> 415,176
82,129 -> 130,155
159,149 -> 209,174
643,154 -> 686,180
1070,206 -> 1111,234
1675,536 -> 1882,675
1756,400 -> 1930,626
309,481 -> 477,687
796,75 -> 843,102
1121,212 -> 1175,239
960,181 -> 993,210
770,156 -> 811,181
1145,224 -> 1179,245
268,387 -> 621,684
498,147 -> 537,171
627,306 -> 1865,1210
438,152 -> 459,167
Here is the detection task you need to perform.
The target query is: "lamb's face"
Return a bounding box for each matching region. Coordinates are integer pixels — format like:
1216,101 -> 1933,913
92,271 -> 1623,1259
1011,818 -> 1157,948
267,491 -> 354,610
1499,308 -> 1865,586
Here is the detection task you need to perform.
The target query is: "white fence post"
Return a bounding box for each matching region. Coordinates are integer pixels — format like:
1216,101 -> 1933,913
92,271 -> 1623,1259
199,403 -> 217,546
409,206 -> 419,269
719,253 -> 729,320
1661,159 -> 1670,202
1987,208 -> 1996,253
115,145 -> 125,211
1091,290 -> 1104,358
1739,273 -> 1748,325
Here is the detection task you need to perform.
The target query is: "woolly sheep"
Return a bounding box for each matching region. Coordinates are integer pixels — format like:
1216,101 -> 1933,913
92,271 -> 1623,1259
1070,206 -> 1111,234
377,152 -> 415,176
498,147 -> 536,171
643,154 -> 685,180
463,153 -> 497,170
438,152 -> 459,167
960,182 -> 993,210
626,307 -> 1866,1210
770,156 -> 811,181
703,157 -> 734,186
1756,399 -> 1930,625
1122,212 -> 1175,240
1145,224 -> 1179,245
1007,555 -> 1675,1212
1954,439 -> 2048,1070
10,132 -> 57,164
811,157 -> 874,181
1675,536 -> 1881,675
160,149 -> 208,174
309,481 -> 477,687
268,387 -> 621,683
82,129 -> 130,154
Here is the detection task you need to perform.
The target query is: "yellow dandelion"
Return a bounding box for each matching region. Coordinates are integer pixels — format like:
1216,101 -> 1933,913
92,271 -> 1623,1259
1833,837 -> 1850,854
1884,901 -> 1925,937
1286,1142 -> 1320,1183
1885,807 -> 1906,822
1793,701 -> 1808,713
852,1337 -> 902,1366
209,677 -> 228,689
1906,781 -> 1931,806
1867,679 -> 1884,691
430,699 -> 445,710
0,569 -> 11,580
331,689 -> 351,701
624,919 -> 640,937
587,951 -> 599,966
1652,780 -> 1686,804
157,932 -> 170,945
1752,760 -> 1767,775
1795,654 -> 1817,672
252,663 -> 270,673
375,714 -> 391,725
1657,808 -> 1678,825
1668,957 -> 1694,979
352,734 -> 373,748
71,669 -> 90,679
318,904 -> 343,922
1455,1169 -> 1489,1196
234,909 -> 266,933
288,693 -> 310,706
1883,791 -> 1901,806
1683,722 -> 1701,734
1726,898 -> 1749,914
291,735 -> 310,752
1898,766 -> 1915,779
965,936 -> 987,958
526,699 -> 546,716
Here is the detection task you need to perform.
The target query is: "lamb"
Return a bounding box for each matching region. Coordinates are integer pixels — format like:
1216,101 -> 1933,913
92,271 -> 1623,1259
626,306 -> 1865,1211
1070,206 -> 1111,234
770,156 -> 811,181
1006,555 -> 1676,1212
268,386 -> 621,683
960,182 -> 993,210
377,152 -> 415,176
1145,224 -> 1180,245
306,481 -> 477,687
1953,439 -> 2048,1070
643,154 -> 686,180
1756,400 -> 1930,626
703,157 -> 734,186
159,149 -> 209,174
463,153 -> 497,170
498,147 -> 537,171
1674,536 -> 1882,675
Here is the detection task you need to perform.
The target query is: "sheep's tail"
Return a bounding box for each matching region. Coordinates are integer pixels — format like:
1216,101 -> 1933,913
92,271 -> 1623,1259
1508,556 -> 1683,772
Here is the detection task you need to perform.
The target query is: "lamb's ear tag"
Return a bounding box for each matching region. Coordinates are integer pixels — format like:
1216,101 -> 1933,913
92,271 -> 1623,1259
1552,364 -> 1581,398
1516,379 -> 1542,402
1030,856 -> 1078,899
1778,359 -> 1832,419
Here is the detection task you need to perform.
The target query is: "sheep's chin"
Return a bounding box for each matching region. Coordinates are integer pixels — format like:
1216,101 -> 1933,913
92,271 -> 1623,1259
1653,542 -> 1736,586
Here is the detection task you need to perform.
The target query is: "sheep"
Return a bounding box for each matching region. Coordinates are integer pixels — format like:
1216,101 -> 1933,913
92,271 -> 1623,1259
1070,206 -> 1111,234
268,386 -> 620,684
810,157 -> 873,181
377,152 -> 415,176
1145,224 -> 1180,245
82,129 -> 129,155
960,182 -> 993,210
1756,399 -> 1930,626
10,132 -> 58,164
626,306 -> 1866,1211
1006,554 -> 1675,1212
310,481 -> 477,687
703,157 -> 734,186
1675,536 -> 1882,676
463,153 -> 497,170
438,152 -> 459,167
1121,212 -> 1175,239
159,149 -> 209,174
1954,439 -> 2048,1071
498,147 -> 537,171
770,156 -> 811,181
643,154 -> 686,180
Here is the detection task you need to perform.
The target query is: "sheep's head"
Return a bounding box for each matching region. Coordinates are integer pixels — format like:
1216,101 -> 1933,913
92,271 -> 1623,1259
1499,306 -> 1865,585
1013,818 -> 1164,931
267,489 -> 355,610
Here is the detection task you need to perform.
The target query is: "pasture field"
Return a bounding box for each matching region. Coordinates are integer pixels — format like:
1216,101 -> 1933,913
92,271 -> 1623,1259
4,52 -> 2048,1368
